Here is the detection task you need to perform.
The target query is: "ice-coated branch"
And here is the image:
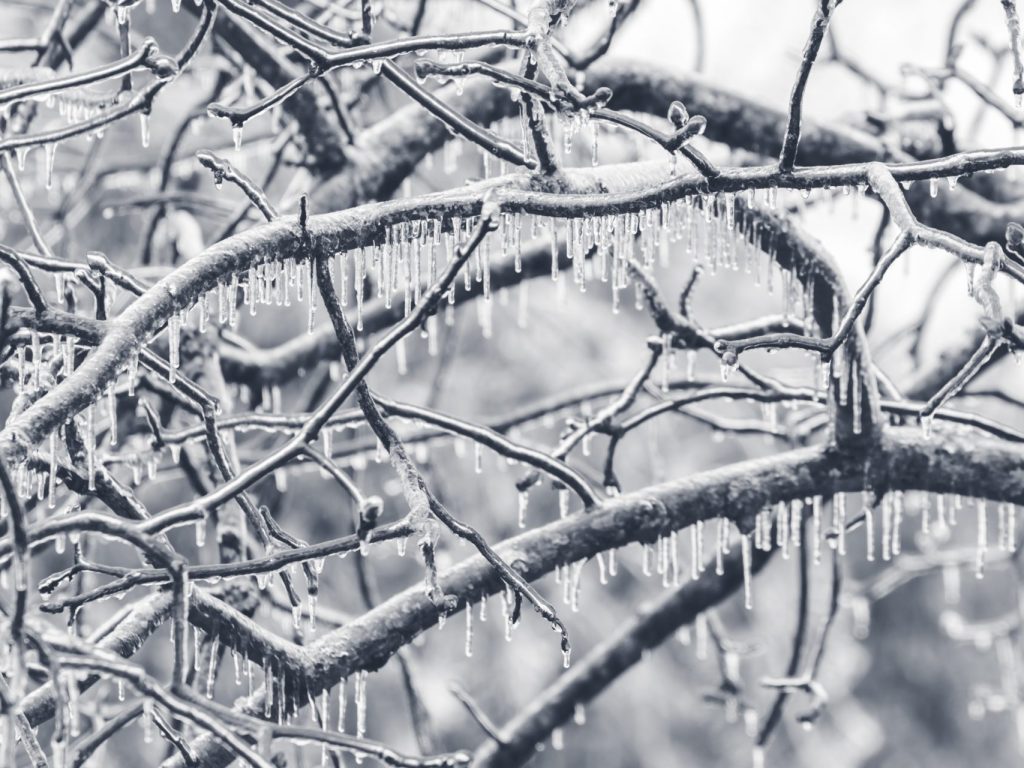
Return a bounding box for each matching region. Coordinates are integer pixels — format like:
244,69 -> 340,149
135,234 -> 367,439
195,150 -> 279,221
6,3 -> 1024,767
0,37 -> 170,108
471,544 -> 773,768
382,61 -> 535,168
174,430 -> 1024,767
999,0 -> 1024,100
778,0 -> 838,171
866,163 -> 1024,421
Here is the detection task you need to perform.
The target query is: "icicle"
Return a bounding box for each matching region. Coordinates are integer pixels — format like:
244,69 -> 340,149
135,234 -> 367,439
126,349 -> 138,395
790,500 -> 802,549
881,494 -> 892,562
31,331 -> 41,390
47,431 -> 57,509
778,501 -> 789,560
517,490 -> 528,528
690,523 -> 701,580
552,727 -> 564,750
139,113 -> 150,148
232,124 -> 243,152
85,404 -> 96,491
198,292 -> 209,333
570,560 -> 584,611
640,542 -> 652,576
464,604 -> 473,657
15,345 -> 25,390
741,534 -> 753,609
559,488 -> 570,518
669,531 -> 680,586
263,661 -> 274,718
850,361 -> 862,435
142,699 -> 154,743
891,491 -> 903,556
307,261 -> 317,333
977,498 -> 987,578
354,670 -> 368,741
168,313 -> 181,383
206,633 -> 220,698
106,381 -> 118,447
720,356 -> 738,382
44,142 -> 56,190
574,703 -> 586,725
714,518 -> 726,576
195,519 -> 206,548
864,499 -> 875,562
337,678 -> 348,733
502,589 -> 514,641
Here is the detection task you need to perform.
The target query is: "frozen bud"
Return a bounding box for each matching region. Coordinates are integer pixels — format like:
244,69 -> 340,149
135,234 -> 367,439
716,342 -> 738,368
673,115 -> 707,144
147,54 -> 179,81
359,496 -> 383,528
480,189 -> 502,225
668,101 -> 690,128
1005,222 -> 1024,249
138,38 -> 161,60
580,86 -> 613,110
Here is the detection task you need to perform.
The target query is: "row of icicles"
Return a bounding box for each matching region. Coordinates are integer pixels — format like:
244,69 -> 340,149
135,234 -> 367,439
2,180 -> 984,572
5,190 -> 826,501
12,487 -> 1011,766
